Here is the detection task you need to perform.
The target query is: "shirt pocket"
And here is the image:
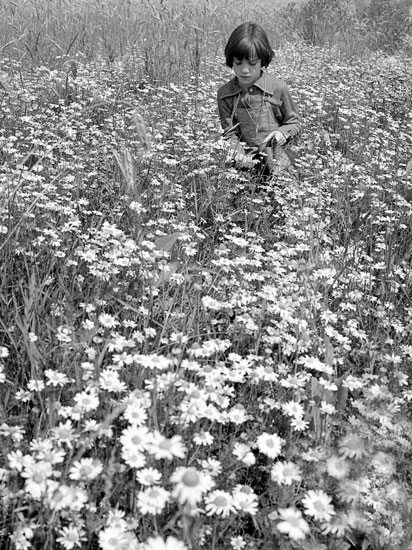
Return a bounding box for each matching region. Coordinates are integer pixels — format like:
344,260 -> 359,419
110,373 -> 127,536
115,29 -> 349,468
264,96 -> 283,123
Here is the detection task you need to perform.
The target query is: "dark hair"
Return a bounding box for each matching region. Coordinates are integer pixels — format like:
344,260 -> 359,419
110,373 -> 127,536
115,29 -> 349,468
224,23 -> 274,68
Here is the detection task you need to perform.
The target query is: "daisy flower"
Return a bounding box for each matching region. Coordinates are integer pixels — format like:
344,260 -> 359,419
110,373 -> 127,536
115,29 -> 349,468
339,433 -> 368,460
276,507 -> 310,540
320,401 -> 336,415
44,369 -> 70,387
227,404 -> 249,424
364,489 -> 386,512
121,447 -> 146,469
290,417 -> 309,431
56,525 -> 85,549
254,364 -> 279,382
14,389 -> 32,402
322,511 -> 353,537
326,456 -> 350,480
170,467 -> 214,507
256,432 -> 284,459
271,461 -> 302,485
69,458 -> 103,481
137,486 -> 170,515
342,375 -> 363,390
21,461 -> 53,499
200,458 -> 222,477
106,509 -> 128,530
9,522 -> 37,549
8,450 -> 33,472
301,448 -> 326,462
1,423 -> 25,442
193,431 -> 214,446
82,319 -> 95,330
302,489 -> 335,522
99,369 -> 127,393
99,526 -> 140,550
37,445 -> 65,466
280,374 -> 308,389
301,356 -> 333,375
46,482 -> 88,511
120,425 -> 151,452
232,485 -> 259,515
232,442 -> 255,466
73,390 -> 99,412
337,479 -> 361,504
230,536 -> 247,550
123,402 -> 148,426
80,361 -> 95,381
205,490 -> 236,517
142,536 -> 187,550
56,325 -> 72,343
136,467 -> 162,486
318,378 -> 338,391
148,431 -> 186,460
98,313 -> 119,328
27,378 -> 45,392
282,401 -> 304,419
108,333 -> 133,353
134,354 -> 172,370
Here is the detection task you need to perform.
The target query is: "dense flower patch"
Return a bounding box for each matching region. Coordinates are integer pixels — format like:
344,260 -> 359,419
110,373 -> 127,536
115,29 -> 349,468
1,43 -> 412,550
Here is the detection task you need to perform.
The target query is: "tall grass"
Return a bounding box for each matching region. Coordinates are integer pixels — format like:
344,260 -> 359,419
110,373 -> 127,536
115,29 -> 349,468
1,1 -> 412,550
1,0 -> 411,78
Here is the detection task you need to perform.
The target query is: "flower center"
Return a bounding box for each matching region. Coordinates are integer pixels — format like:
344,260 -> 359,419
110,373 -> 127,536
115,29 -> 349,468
313,500 -> 326,512
214,496 -> 228,507
32,472 -> 46,484
182,469 -> 200,487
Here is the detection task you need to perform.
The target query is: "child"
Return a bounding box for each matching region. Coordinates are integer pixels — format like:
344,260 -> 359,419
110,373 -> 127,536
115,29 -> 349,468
217,22 -> 302,177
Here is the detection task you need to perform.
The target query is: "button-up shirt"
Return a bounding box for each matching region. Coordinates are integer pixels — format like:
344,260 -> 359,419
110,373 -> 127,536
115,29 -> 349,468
217,71 -> 302,151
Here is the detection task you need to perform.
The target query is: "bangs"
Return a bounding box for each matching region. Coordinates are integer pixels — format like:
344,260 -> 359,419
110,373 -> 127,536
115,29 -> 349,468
233,39 -> 258,61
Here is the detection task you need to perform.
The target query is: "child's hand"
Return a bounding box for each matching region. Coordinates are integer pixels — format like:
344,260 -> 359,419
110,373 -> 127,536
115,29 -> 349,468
259,130 -> 287,151
234,152 -> 256,170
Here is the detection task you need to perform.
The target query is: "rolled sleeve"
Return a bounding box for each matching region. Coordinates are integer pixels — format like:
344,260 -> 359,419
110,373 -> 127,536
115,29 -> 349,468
277,83 -> 302,142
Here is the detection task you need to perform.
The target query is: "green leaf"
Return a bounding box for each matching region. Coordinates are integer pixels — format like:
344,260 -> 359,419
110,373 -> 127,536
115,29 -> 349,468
155,261 -> 180,286
154,232 -> 183,252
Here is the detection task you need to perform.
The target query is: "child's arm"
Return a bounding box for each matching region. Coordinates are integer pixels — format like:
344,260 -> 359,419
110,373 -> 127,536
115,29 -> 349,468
273,81 -> 302,144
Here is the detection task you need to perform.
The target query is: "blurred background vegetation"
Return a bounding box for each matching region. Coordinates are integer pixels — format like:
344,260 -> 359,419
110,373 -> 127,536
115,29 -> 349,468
0,0 -> 411,83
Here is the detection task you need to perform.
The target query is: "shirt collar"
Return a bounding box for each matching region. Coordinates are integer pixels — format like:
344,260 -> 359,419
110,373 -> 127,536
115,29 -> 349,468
220,72 -> 273,98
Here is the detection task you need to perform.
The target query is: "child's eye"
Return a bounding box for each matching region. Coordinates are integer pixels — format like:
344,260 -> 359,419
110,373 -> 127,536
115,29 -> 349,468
234,59 -> 258,66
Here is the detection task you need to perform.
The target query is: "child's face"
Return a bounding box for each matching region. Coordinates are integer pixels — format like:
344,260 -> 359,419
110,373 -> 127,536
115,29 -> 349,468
232,57 -> 262,88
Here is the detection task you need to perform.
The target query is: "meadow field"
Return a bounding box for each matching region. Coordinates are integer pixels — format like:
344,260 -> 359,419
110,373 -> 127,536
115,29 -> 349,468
1,0 -> 412,549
